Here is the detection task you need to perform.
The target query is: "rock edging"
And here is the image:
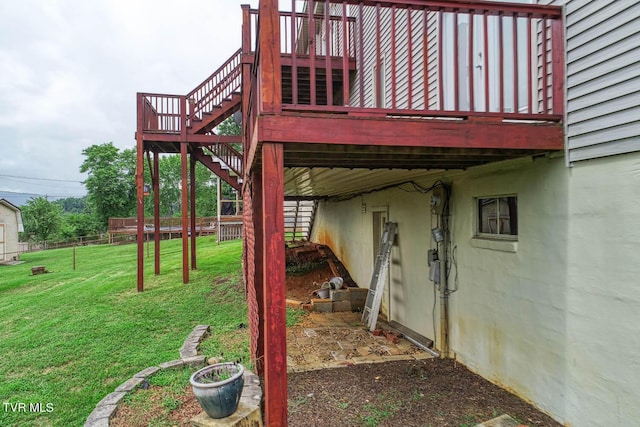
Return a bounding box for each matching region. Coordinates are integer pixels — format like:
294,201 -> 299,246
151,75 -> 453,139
84,324 -> 211,427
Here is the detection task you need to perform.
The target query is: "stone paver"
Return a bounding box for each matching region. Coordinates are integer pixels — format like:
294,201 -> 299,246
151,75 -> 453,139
475,414 -> 521,427
287,312 -> 434,372
115,376 -> 146,392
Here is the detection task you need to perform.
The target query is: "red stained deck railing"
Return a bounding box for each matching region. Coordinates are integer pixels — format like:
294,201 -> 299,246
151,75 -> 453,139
186,49 -> 243,125
139,93 -> 182,133
248,0 -> 564,122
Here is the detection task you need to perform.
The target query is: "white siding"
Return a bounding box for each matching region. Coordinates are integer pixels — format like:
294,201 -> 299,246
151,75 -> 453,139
0,202 -> 21,262
561,0 -> 640,162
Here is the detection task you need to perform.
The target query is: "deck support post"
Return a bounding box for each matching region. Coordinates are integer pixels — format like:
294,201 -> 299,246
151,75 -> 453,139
153,149 -> 161,275
261,142 -> 287,426
135,93 -> 145,292
190,154 -> 197,270
180,97 -> 189,284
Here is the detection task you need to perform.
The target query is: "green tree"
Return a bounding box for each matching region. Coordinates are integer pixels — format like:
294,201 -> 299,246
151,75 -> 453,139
21,197 -> 62,243
80,143 -> 137,230
146,155 -> 218,217
54,196 -> 88,214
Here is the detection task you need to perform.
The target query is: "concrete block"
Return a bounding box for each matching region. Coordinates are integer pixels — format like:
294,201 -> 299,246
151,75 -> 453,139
159,359 -> 185,370
191,402 -> 263,427
97,391 -> 126,407
84,405 -> 117,427
183,355 -> 207,367
349,288 -> 369,303
330,289 -> 350,302
311,298 -> 332,313
134,366 -> 160,378
332,300 -> 352,312
115,376 -> 145,392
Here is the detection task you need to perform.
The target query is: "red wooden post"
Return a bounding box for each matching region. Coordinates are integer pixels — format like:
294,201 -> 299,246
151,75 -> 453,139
512,13 -> 519,113
550,16 -> 564,116
153,149 -> 160,275
375,4 -> 382,108
291,0 -> 298,104
453,10 -> 459,112
358,4 -> 365,108
261,142 -> 287,426
190,155 -> 197,270
541,17 -> 549,113
423,9 -> 429,109
342,2 -> 350,105
498,13 -> 504,113
391,5 -> 397,109
483,12 -> 489,111
468,11 -> 475,111
527,16 -> 533,114
324,0 -> 333,106
180,96 -> 189,284
407,6 -> 413,109
309,0 -> 317,105
438,11 -> 444,109
241,4 -> 252,160
259,0 -> 281,114
136,93 -> 145,292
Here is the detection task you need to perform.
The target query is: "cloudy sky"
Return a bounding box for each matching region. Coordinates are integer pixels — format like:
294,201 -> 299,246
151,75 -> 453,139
0,0 -> 257,204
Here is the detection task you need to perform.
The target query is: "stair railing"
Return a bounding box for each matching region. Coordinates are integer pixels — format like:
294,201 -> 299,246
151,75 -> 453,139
203,142 -> 243,177
187,49 -> 243,126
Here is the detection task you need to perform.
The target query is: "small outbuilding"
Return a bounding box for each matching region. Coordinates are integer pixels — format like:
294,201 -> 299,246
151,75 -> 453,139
0,199 -> 24,263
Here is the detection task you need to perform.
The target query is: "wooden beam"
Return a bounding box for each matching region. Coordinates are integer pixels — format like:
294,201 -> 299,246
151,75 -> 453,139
180,97 -> 189,284
190,155 -> 197,270
258,114 -> 564,151
141,133 -> 242,145
136,94 -> 145,292
259,0 -> 281,114
153,149 -> 160,275
261,142 -> 287,426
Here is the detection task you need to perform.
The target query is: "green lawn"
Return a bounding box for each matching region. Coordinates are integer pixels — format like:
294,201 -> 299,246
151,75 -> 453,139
0,237 -> 248,426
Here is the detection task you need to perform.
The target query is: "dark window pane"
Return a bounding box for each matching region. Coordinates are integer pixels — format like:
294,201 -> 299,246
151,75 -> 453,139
478,198 -> 498,234
478,196 -> 517,236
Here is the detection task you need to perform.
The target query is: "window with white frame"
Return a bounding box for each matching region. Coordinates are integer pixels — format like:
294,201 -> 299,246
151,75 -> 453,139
476,196 -> 518,239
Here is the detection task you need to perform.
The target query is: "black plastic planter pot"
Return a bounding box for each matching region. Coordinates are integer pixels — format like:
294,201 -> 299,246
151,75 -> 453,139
190,362 -> 245,419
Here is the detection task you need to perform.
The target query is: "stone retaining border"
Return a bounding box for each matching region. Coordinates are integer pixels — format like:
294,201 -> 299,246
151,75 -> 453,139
84,324 -> 215,427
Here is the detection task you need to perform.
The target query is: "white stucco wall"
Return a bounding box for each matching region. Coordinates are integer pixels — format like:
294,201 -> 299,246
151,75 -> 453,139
311,151 -> 640,426
311,186 -> 440,343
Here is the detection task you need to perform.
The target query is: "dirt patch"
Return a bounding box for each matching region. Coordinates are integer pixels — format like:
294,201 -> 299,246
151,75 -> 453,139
112,359 -> 561,427
111,384 -> 200,427
286,264 -> 335,303
288,358 -> 561,427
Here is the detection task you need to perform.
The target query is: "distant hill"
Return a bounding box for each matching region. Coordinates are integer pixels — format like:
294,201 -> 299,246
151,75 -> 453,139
0,191 -> 69,207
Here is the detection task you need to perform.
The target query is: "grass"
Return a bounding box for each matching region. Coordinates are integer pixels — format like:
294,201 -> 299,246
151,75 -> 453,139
0,236 -> 247,427
118,366 -> 195,425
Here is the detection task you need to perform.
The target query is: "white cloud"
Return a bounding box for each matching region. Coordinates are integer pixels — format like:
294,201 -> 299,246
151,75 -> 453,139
0,0 -> 257,198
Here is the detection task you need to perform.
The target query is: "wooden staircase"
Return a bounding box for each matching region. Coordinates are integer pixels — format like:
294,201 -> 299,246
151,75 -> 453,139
284,200 -> 317,242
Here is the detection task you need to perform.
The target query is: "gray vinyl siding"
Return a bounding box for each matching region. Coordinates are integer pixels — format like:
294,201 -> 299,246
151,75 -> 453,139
558,0 -> 640,163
